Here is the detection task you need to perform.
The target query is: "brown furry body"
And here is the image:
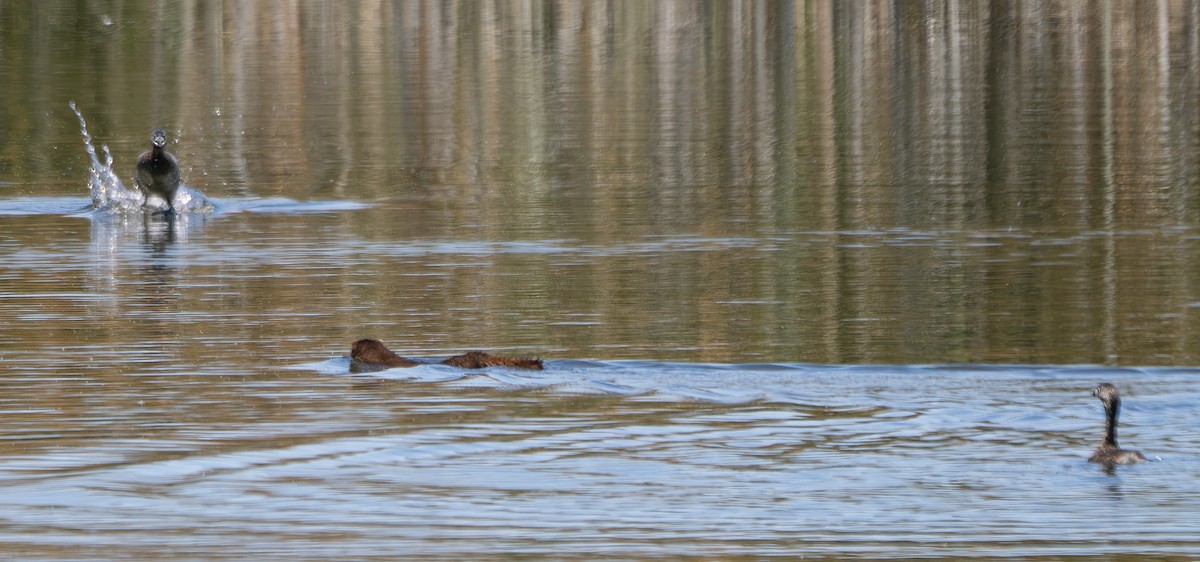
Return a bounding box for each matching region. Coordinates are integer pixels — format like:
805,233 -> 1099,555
351,339 -> 543,371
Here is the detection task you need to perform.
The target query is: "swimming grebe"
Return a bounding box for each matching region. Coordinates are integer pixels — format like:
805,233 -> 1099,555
1089,383 -> 1147,465
350,339 -> 543,370
135,128 -> 180,211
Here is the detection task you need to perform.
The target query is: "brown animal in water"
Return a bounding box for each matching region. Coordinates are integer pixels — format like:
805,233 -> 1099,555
350,339 -> 543,371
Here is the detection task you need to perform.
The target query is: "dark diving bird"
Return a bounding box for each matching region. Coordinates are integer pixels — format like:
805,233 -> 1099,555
135,128 -> 180,211
1088,383 -> 1148,465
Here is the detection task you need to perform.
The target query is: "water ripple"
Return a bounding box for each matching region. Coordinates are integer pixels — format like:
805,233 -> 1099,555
1,360 -> 1198,557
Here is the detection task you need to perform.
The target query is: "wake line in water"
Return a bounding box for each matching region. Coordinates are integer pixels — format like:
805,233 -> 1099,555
69,101 -> 212,214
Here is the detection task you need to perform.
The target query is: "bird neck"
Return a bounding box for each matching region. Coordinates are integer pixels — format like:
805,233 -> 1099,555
1103,398 -> 1120,447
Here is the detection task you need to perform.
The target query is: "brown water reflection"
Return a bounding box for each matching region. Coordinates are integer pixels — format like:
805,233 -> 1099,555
6,2 -> 1200,365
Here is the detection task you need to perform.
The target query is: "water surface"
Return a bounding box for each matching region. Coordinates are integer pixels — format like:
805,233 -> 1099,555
2,1 -> 1200,559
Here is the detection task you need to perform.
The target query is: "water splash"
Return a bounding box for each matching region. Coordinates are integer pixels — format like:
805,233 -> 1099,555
70,101 -> 213,214
70,100 -> 138,211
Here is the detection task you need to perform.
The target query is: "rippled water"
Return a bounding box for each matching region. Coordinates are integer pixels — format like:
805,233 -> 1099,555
4,1 -> 1200,559
2,354 -> 1199,558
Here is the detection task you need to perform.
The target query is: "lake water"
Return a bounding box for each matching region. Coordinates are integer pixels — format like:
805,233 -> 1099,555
2,1 -> 1200,559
